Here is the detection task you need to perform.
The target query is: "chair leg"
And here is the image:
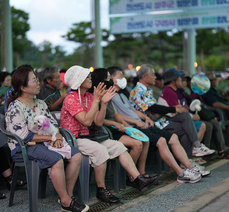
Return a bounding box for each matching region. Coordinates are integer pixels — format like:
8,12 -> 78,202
38,169 -> 48,199
79,155 -> 90,203
119,166 -> 126,190
111,159 -> 120,193
9,164 -> 19,207
27,161 -> 40,212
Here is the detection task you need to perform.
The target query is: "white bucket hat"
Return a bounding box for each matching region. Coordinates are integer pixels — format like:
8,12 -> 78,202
65,65 -> 90,90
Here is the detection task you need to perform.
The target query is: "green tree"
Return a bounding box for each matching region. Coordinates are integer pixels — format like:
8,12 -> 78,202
64,21 -> 109,67
11,6 -> 30,66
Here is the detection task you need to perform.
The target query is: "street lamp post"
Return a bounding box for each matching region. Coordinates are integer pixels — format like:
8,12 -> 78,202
93,0 -> 103,68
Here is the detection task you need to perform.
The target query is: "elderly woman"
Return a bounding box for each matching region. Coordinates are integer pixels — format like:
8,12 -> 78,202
60,65 -> 157,204
6,65 -> 88,212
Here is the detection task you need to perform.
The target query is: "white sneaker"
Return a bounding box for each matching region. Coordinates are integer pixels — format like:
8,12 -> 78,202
189,159 -> 205,171
180,159 -> 205,170
191,157 -> 207,165
192,144 -> 215,157
177,168 -> 202,184
189,165 -> 211,177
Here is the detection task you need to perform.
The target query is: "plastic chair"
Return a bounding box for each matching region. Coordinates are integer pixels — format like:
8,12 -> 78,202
51,111 -> 127,202
0,114 -> 73,212
64,126 -> 124,203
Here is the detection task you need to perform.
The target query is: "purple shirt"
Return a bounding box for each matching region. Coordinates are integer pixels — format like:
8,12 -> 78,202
160,86 -> 179,107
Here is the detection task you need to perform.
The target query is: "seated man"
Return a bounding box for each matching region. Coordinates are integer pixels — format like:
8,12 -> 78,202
129,64 -> 213,159
158,68 -> 215,157
152,72 -> 163,100
179,75 -> 228,159
37,67 -> 66,111
203,72 -> 229,120
108,66 -> 209,181
60,65 -> 157,203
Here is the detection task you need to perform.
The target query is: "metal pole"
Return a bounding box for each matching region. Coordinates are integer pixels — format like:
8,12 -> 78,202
187,29 -> 196,76
2,0 -> 13,73
94,0 -> 103,68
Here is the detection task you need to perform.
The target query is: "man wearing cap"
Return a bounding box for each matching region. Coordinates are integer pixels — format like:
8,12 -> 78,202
129,64 -> 214,159
60,65 -> 157,204
37,67 -> 66,111
158,68 -> 215,158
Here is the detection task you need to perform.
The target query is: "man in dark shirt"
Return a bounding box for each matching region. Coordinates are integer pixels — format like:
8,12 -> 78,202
37,67 -> 66,111
203,72 -> 229,120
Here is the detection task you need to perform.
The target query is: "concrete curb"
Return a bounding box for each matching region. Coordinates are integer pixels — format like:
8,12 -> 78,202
172,177 -> 229,212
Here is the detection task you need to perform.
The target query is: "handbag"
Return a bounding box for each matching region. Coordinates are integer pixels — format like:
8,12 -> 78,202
77,123 -> 109,142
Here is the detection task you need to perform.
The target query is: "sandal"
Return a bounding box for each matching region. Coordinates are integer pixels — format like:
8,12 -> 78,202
5,175 -> 27,191
16,180 -> 27,187
218,152 -> 229,159
0,192 -> 6,199
142,173 -> 151,178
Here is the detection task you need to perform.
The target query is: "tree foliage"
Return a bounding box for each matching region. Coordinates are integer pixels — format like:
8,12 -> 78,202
9,6 -> 229,72
11,7 -> 30,54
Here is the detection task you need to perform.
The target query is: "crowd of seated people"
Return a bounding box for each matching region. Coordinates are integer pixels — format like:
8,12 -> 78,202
0,63 -> 228,212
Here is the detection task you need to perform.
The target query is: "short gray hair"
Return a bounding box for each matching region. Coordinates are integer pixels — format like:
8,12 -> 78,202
137,64 -> 153,79
43,66 -> 59,83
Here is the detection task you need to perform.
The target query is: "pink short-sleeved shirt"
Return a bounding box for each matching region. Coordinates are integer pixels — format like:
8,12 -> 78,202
60,90 -> 94,137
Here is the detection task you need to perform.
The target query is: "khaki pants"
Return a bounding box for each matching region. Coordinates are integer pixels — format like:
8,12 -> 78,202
77,138 -> 127,167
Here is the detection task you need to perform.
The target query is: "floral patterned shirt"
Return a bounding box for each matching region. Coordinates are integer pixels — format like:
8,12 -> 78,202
60,91 -> 94,137
5,99 -> 57,156
129,82 -> 157,112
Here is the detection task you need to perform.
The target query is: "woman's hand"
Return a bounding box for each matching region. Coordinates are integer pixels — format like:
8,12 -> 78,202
101,86 -> 117,104
193,113 -> 200,121
49,133 -> 63,148
135,121 -> 148,129
113,122 -> 126,132
145,117 -> 154,127
93,83 -> 107,102
175,105 -> 188,113
56,133 -> 63,141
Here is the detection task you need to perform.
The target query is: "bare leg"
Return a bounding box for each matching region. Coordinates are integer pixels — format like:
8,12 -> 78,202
118,151 -> 139,180
50,159 -> 71,207
94,162 -> 107,188
119,135 -> 142,164
168,134 -> 192,169
197,122 -> 206,142
65,153 -> 82,197
2,168 -> 12,178
137,141 -> 149,174
156,138 -> 183,176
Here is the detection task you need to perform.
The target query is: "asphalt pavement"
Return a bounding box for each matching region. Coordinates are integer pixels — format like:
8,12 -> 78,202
1,160 -> 229,212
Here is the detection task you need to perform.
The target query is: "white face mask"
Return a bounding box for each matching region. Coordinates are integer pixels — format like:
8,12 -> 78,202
116,77 -> 127,89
